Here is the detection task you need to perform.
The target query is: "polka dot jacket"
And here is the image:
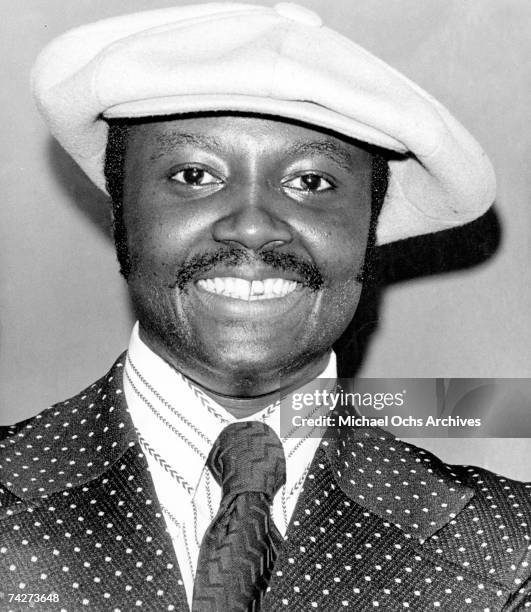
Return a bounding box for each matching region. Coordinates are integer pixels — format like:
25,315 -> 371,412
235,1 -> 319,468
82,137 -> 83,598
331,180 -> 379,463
0,354 -> 530,611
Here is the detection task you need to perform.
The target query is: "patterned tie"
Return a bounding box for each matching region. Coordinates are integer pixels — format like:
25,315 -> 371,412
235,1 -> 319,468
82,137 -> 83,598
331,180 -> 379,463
192,421 -> 286,612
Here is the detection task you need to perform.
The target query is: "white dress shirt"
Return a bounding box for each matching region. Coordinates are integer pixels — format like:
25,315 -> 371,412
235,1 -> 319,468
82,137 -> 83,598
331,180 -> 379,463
124,323 -> 336,607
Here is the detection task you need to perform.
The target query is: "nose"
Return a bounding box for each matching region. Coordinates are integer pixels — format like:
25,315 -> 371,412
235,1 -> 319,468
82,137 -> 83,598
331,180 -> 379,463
212,191 -> 293,251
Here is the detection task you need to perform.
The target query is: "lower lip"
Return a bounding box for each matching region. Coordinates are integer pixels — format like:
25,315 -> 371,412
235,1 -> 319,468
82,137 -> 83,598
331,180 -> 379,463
188,282 -> 309,319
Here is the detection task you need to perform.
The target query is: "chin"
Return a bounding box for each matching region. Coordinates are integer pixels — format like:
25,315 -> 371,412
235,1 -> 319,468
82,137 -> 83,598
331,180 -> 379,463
214,343 -> 321,392
217,347 -> 287,378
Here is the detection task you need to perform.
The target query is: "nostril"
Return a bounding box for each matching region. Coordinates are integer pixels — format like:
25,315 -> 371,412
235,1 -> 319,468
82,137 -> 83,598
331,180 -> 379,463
212,207 -> 292,251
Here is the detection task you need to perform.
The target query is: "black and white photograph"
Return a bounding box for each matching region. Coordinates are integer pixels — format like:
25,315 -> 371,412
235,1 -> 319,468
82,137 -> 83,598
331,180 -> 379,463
1,1 -> 530,610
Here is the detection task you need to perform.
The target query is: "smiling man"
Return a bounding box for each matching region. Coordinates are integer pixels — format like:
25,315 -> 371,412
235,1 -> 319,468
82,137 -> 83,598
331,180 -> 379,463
1,3 -> 530,612
119,114 -> 373,401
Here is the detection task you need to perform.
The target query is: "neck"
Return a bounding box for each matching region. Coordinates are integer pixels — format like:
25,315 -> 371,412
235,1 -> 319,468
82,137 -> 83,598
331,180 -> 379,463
196,352 -> 330,418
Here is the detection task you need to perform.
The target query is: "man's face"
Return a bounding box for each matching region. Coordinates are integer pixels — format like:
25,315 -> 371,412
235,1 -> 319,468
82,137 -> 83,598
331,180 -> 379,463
122,115 -> 373,396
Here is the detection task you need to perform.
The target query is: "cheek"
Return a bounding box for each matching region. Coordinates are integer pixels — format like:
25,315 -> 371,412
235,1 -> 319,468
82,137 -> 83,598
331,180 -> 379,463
309,212 -> 370,285
128,241 -> 174,286
124,188 -> 217,279
306,206 -> 370,333
126,214 -> 184,282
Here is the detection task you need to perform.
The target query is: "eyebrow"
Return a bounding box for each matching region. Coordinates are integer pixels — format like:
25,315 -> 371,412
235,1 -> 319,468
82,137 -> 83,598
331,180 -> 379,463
284,141 -> 356,172
149,132 -> 223,161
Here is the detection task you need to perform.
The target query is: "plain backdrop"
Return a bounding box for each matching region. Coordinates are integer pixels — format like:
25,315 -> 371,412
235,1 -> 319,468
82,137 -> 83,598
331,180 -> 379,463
1,1 -> 530,479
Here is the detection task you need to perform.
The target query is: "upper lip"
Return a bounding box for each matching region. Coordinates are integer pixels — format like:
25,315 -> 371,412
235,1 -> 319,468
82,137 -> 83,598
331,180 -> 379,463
194,264 -> 305,284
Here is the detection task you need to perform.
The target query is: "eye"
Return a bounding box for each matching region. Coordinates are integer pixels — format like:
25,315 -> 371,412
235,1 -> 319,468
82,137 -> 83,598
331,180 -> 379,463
170,166 -> 222,187
282,173 -> 334,193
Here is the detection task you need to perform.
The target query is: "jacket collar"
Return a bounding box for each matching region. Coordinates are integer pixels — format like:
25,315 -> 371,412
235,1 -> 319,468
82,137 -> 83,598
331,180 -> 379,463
322,424 -> 474,540
0,353 -> 473,540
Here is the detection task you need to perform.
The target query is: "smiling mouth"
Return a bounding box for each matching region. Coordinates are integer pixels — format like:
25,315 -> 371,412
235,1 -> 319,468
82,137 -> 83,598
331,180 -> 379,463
196,277 -> 301,301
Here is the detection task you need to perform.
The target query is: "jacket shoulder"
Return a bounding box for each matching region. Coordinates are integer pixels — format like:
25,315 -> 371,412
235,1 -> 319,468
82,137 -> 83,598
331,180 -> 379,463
0,353 -> 128,514
0,418 -> 33,442
451,462 -> 531,532
425,459 -> 531,601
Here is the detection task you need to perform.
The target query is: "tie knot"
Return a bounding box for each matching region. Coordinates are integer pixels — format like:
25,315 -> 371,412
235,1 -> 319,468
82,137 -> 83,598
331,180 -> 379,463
207,421 -> 286,499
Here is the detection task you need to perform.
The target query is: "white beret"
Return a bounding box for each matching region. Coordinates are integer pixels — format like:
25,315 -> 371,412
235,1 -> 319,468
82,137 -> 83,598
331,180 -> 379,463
31,2 -> 496,245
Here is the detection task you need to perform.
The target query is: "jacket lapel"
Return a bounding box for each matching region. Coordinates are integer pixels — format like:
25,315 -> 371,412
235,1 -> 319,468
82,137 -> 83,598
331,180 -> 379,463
0,354 -> 188,610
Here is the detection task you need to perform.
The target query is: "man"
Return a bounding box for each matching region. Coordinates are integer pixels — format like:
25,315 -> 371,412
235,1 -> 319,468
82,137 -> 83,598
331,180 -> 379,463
1,3 -> 529,611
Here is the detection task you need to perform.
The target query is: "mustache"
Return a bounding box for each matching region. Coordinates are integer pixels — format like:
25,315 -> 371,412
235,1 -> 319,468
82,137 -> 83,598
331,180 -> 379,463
170,247 -> 324,291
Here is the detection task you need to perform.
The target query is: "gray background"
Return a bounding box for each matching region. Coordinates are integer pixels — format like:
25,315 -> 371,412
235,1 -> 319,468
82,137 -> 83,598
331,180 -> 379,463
1,1 -> 530,479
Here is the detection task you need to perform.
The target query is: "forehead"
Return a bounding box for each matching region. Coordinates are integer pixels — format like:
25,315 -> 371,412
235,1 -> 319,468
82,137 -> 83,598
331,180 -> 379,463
125,113 -> 373,166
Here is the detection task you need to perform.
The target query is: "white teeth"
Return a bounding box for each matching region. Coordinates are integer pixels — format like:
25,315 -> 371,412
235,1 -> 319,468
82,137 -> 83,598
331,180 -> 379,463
251,280 -> 264,295
233,278 -> 250,300
273,278 -> 284,295
214,278 -> 224,294
196,277 -> 299,300
224,277 -> 234,294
